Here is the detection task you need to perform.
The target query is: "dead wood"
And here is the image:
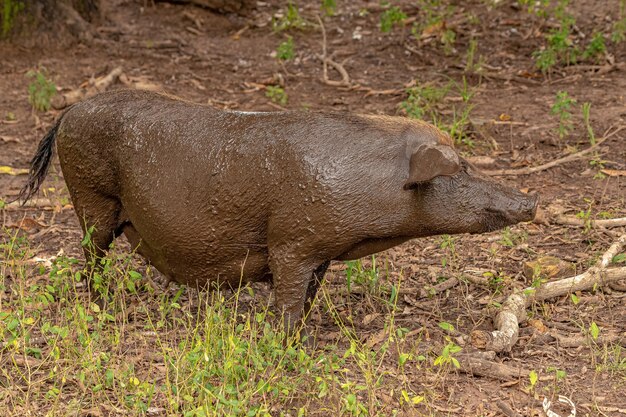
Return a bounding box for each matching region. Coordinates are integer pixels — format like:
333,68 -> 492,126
470,234 -> 626,352
154,0 -> 254,14
457,353 -> 530,381
418,277 -> 459,298
553,215 -> 626,228
316,15 -> 351,88
548,331 -> 624,348
496,400 -> 523,417
483,125 -> 625,177
52,67 -> 123,109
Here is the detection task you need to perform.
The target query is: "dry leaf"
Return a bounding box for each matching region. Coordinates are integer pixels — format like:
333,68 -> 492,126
0,165 -> 28,175
601,169 -> 626,177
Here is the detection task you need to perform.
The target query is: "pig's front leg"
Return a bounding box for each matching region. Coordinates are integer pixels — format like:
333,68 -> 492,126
269,250 -> 326,338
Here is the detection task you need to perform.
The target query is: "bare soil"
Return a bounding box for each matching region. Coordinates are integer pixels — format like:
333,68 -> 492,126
1,0 -> 625,416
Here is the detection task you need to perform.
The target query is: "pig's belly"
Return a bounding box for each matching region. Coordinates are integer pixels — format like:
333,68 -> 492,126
122,223 -> 272,288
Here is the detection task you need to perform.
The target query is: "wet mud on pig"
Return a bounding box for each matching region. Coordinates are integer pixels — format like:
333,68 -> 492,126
19,89 -> 538,334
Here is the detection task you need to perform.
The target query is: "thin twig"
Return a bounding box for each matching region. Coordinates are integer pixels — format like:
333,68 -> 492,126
315,15 -> 351,88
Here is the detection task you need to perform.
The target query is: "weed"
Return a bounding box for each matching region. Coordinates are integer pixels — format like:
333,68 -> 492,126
499,227 -> 527,247
581,102 -> 595,145
551,91 -> 576,139
277,36 -> 295,61
321,0 -> 336,16
380,5 -> 407,33
582,32 -> 606,62
400,82 -> 449,120
612,0 -> 626,43
345,256 -> 379,295
528,369 -> 539,391
273,1 -> 306,32
265,85 -> 288,105
440,28 -> 456,55
439,234 -> 457,269
433,340 -> 461,369
400,78 -> 476,147
465,38 -> 484,73
575,200 -> 594,233
27,68 -> 57,112
589,152 -> 607,180
517,0 -> 550,17
532,2 -> 579,73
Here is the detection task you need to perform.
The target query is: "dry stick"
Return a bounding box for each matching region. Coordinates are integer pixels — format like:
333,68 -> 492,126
496,400 -> 524,417
315,15 -> 351,88
52,67 -> 124,110
470,234 -> 626,352
483,125 -> 626,177
553,215 -> 626,228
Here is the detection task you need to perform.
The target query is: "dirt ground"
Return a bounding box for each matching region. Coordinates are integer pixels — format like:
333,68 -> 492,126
1,0 -> 625,416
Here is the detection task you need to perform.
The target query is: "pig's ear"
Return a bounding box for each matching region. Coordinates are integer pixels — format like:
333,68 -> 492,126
403,144 -> 460,190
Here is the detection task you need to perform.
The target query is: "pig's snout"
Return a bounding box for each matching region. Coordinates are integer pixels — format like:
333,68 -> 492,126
481,191 -> 539,232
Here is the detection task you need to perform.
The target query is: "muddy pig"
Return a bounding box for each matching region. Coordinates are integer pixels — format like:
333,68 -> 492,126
20,89 -> 538,334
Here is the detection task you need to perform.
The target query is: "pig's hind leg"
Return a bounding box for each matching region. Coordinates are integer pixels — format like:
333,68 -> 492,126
71,192 -> 122,300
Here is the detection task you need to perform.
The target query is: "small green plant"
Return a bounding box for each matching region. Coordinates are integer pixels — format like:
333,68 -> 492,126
517,0 -> 550,17
581,102 -> 595,145
551,91 -> 576,139
589,153 -> 607,180
589,321 -> 600,340
380,5 -> 407,33
273,1 -> 306,32
582,32 -> 606,62
277,36 -> 295,61
345,256 -> 379,295
612,0 -> 626,43
528,369 -> 539,390
265,85 -> 288,105
400,82 -> 449,120
433,340 -> 461,369
321,0 -> 336,16
441,28 -> 456,55
439,234 -> 457,269
27,69 -> 57,112
465,38 -> 483,73
532,2 -> 579,73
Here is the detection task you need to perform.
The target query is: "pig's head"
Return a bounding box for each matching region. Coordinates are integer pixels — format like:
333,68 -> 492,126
403,140 -> 538,236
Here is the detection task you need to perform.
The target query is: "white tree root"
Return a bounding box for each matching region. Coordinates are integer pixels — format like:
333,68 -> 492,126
471,234 -> 626,352
52,67 -> 124,109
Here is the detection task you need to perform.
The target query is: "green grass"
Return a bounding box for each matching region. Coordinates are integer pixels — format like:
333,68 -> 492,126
399,78 -> 476,148
0,229 -> 448,416
26,69 -> 57,112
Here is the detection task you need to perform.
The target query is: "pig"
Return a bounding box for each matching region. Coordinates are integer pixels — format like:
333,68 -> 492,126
20,89 -> 538,334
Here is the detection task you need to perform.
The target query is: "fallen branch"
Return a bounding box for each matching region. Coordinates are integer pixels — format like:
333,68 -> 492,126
470,234 -> 626,352
457,353 -> 530,381
553,215 -> 626,228
418,277 -> 459,298
52,67 -> 123,109
483,126 -> 625,177
315,15 -> 351,88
